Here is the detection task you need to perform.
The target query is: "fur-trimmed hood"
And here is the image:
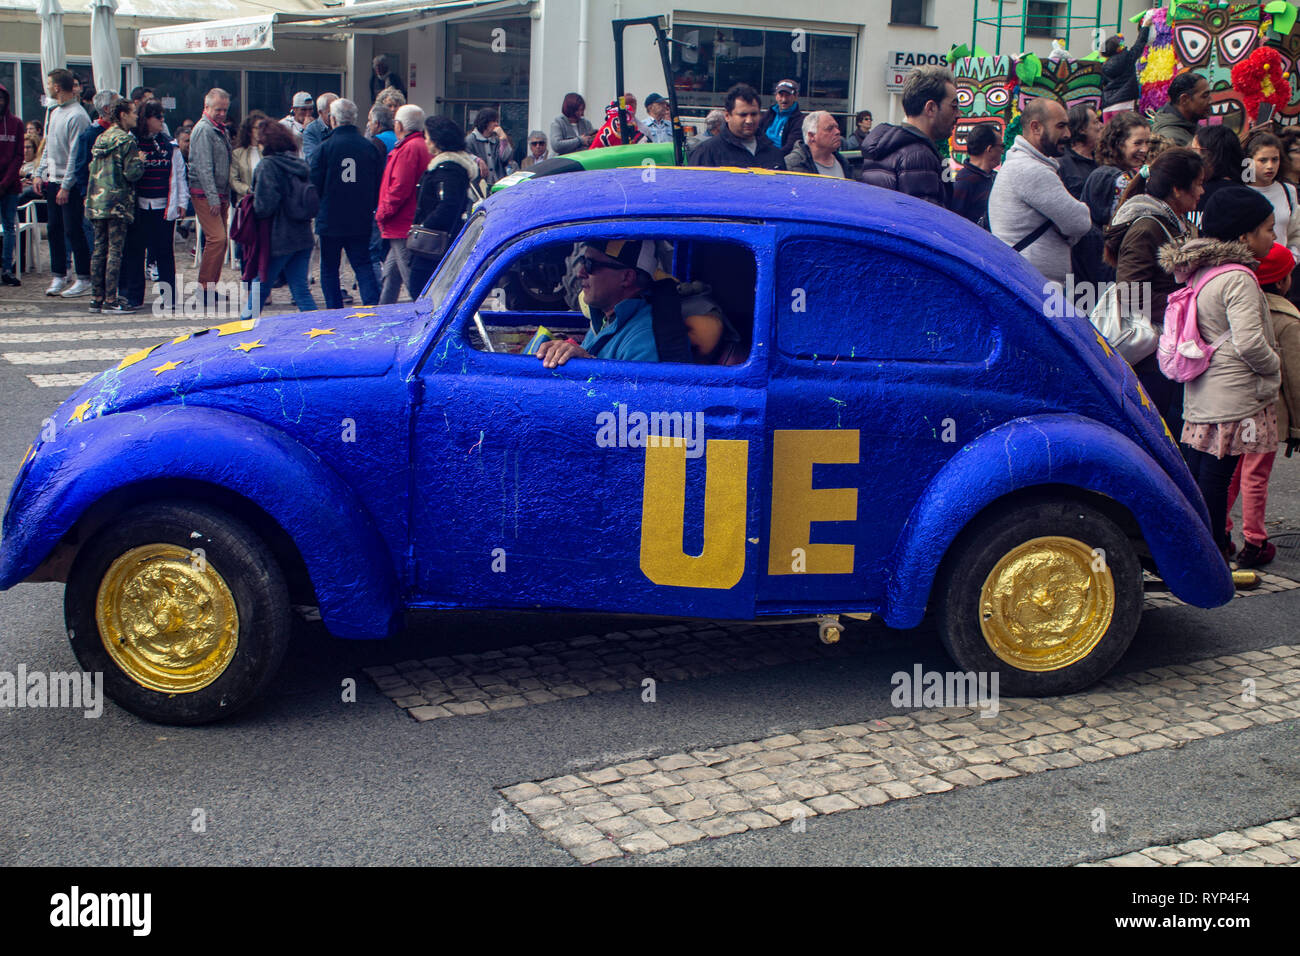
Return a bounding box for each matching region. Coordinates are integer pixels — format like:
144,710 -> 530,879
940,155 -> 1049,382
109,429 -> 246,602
1156,237 -> 1258,283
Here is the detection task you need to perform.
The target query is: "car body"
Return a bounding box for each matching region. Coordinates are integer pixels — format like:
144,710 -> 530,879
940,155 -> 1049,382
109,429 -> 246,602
0,168 -> 1234,722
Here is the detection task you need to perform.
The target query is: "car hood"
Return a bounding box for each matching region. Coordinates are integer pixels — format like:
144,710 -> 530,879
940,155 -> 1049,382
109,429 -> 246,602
52,303 -> 425,424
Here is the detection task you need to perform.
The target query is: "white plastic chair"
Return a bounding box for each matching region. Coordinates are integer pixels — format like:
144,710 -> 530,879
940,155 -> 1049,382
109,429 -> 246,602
16,199 -> 43,274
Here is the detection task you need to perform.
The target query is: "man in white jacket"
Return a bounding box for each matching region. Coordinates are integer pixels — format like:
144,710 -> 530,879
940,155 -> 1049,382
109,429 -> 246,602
988,97 -> 1091,286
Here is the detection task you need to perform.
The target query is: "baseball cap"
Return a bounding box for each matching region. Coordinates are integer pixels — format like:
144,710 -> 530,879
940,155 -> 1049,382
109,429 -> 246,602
291,91 -> 313,108
774,80 -> 798,94
583,240 -> 658,277
644,92 -> 666,107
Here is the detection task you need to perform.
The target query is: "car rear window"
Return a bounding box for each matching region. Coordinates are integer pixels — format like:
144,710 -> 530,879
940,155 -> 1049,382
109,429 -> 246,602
776,237 -> 998,363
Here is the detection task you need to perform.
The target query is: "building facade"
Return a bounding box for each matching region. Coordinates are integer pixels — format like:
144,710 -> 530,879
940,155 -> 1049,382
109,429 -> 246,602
0,0 -> 1145,142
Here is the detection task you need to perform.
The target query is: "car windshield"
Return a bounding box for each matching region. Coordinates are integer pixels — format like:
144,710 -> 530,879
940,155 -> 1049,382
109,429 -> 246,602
424,212 -> 486,318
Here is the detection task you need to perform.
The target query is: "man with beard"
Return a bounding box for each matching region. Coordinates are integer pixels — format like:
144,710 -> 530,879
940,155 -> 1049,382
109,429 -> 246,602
988,96 -> 1091,285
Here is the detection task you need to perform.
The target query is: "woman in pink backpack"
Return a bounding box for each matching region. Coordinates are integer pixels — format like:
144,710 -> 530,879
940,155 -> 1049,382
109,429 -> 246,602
1157,186 -> 1281,562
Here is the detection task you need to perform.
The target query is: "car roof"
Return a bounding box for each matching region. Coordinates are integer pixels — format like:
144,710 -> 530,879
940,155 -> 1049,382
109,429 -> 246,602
478,166 -> 1048,304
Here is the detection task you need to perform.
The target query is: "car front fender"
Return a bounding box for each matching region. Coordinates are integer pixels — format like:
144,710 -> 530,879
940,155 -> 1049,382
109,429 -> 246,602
884,414 -> 1234,628
0,405 -> 401,640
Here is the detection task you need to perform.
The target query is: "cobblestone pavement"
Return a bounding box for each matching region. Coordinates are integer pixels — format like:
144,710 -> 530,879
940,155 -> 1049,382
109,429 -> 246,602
1083,816 -> 1300,866
365,570 -> 1300,722
491,643 -> 1300,863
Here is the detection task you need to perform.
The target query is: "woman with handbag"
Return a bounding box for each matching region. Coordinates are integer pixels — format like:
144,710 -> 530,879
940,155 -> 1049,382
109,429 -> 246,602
406,115 -> 479,300
1103,147 -> 1204,437
1156,186 -> 1280,563
240,120 -> 317,317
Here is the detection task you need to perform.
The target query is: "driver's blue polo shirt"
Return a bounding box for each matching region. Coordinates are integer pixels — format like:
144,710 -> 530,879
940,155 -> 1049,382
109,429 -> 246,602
581,295 -> 659,362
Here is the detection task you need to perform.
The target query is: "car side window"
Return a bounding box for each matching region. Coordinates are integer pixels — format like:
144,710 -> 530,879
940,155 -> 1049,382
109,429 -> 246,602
776,237 -> 997,363
462,237 -> 756,367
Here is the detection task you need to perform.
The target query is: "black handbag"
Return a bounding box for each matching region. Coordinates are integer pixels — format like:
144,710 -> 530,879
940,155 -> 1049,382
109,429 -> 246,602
407,225 -> 450,260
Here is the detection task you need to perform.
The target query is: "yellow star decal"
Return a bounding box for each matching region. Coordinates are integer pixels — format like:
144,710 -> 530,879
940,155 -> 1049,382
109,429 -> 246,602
117,343 -> 161,371
151,360 -> 184,375
1093,329 -> 1114,358
68,400 -> 92,424
212,319 -> 257,336
1134,383 -> 1151,409
344,312 -> 377,320
233,340 -> 266,353
303,328 -> 337,338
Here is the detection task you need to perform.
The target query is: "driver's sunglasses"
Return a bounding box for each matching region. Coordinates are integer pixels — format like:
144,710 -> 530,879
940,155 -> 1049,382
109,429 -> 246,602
577,255 -> 625,273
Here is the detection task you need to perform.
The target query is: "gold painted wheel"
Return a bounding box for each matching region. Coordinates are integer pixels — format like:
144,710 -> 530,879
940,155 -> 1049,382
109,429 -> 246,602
978,535 -> 1115,672
95,543 -> 239,693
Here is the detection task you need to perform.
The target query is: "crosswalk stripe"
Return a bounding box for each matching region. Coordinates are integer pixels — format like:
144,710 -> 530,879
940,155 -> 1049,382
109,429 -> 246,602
2,347 -> 136,365
26,372 -> 99,388
0,326 -> 196,344
0,312 -> 190,329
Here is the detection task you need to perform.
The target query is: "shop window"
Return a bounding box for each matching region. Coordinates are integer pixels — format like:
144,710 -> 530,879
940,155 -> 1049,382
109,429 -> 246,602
142,68 -> 242,127
671,24 -> 855,113
1027,1 -> 1064,37
246,72 -> 343,120
890,0 -> 928,26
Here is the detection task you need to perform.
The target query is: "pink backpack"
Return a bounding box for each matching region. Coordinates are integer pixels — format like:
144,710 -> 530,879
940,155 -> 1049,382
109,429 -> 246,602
1158,263 -> 1254,383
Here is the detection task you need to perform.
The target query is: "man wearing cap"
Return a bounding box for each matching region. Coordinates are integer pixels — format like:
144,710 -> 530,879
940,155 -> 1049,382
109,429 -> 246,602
302,92 -> 337,167
537,240 -> 661,367
757,80 -> 806,156
281,92 -> 314,152
642,93 -> 673,144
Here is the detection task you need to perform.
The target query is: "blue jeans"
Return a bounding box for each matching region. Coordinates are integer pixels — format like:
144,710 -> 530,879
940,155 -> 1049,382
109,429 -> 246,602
0,193 -> 17,274
242,248 -> 316,317
368,221 -> 385,289
320,234 -> 379,309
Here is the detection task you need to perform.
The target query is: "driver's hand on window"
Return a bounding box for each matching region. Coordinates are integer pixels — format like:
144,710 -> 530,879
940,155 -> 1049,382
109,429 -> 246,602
537,338 -> 591,368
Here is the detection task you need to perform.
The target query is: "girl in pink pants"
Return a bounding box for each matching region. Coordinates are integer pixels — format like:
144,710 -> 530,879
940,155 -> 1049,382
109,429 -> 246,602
1231,242 -> 1300,567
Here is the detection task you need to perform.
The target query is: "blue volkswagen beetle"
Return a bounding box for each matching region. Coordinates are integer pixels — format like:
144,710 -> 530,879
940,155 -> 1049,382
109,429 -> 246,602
0,168 -> 1234,723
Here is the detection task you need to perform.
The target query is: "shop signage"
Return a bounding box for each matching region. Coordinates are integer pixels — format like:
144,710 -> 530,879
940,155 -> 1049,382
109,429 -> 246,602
137,15 -> 276,56
885,49 -> 948,92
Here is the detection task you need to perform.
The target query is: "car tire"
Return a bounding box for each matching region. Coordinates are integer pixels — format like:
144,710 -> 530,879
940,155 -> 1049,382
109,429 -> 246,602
65,501 -> 291,725
934,498 -> 1143,696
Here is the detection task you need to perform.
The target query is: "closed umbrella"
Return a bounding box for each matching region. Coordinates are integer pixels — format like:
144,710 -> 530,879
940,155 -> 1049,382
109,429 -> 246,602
90,0 -> 121,94
38,0 -> 66,81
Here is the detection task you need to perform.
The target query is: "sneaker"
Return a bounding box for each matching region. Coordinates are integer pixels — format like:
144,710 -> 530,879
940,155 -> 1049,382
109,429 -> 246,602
1236,540 -> 1276,568
146,264 -> 159,281
341,292 -> 355,305
105,299 -> 137,314
46,276 -> 67,296
1,272 -> 19,287
88,300 -> 103,314
60,278 -> 93,298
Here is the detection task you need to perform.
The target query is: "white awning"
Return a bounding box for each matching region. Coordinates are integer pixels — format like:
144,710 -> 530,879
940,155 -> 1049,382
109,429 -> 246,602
135,0 -> 533,55
136,13 -> 274,55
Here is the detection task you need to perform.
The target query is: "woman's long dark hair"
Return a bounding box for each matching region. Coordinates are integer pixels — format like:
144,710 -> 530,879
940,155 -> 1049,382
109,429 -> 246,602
1105,148 -> 1203,266
1194,124 -> 1244,182
134,99 -> 164,139
235,110 -> 269,150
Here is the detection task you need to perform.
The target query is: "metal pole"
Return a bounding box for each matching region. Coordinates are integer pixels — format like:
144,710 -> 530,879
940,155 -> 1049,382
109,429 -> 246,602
1065,0 -> 1073,48
997,0 -> 1005,55
973,0 -> 979,51
1019,0 -> 1027,55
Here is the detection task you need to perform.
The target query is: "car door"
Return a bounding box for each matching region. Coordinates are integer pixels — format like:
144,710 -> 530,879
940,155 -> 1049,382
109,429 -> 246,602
408,218 -> 773,620
757,225 -> 1008,614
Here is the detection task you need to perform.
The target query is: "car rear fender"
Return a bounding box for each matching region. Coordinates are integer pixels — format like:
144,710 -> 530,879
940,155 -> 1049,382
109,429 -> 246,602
884,414 -> 1234,627
0,406 -> 401,640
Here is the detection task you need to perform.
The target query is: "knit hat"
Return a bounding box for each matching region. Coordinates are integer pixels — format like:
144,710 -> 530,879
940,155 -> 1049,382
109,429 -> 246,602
1201,186 -> 1275,241
1256,242 -> 1296,285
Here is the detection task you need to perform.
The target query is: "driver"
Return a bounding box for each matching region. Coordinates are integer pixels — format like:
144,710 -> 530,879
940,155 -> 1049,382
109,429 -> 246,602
537,240 -> 661,367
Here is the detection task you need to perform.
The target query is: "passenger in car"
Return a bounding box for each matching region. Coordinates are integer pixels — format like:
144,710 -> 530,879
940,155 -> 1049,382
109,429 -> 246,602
537,239 -> 661,367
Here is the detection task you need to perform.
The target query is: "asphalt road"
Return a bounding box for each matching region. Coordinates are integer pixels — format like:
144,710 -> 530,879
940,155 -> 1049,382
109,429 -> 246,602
1,283 -> 1298,867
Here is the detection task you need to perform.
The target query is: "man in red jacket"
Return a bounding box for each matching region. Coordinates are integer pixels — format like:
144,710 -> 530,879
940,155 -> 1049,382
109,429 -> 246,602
376,103 -> 427,304
0,82 -> 24,285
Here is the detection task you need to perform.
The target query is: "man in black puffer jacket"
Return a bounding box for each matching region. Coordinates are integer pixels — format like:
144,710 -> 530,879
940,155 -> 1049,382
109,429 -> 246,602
1100,24 -> 1150,114
859,65 -> 959,207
